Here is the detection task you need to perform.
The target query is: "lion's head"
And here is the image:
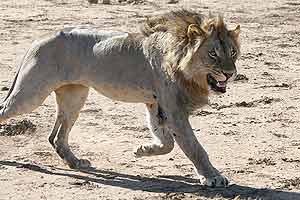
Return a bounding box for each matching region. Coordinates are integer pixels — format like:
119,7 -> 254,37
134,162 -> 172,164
142,10 -> 240,95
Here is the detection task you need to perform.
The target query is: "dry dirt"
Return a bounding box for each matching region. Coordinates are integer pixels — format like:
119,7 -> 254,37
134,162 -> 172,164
0,0 -> 300,199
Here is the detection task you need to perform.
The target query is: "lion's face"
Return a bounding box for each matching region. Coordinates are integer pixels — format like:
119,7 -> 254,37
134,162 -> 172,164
181,23 -> 240,94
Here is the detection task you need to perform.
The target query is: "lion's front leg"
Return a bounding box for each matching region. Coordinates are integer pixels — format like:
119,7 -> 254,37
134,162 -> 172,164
169,116 -> 229,187
134,103 -> 174,157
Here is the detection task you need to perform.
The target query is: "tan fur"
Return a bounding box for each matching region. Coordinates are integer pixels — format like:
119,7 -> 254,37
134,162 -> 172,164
0,10 -> 240,187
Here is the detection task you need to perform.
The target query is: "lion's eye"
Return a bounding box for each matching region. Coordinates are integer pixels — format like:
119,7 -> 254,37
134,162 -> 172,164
208,50 -> 217,58
231,48 -> 237,57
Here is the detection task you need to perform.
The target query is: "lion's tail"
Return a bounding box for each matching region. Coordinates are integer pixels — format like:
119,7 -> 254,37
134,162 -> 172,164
0,65 -> 21,123
1,43 -> 29,111
2,68 -> 20,103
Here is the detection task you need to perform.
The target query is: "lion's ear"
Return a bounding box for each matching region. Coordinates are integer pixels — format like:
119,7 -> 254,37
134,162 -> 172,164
229,25 -> 240,38
187,24 -> 206,40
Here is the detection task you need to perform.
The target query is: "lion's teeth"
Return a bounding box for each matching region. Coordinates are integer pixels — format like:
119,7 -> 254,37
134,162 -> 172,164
216,82 -> 226,88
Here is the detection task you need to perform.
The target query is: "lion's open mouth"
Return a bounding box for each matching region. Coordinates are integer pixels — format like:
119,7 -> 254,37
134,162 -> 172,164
207,74 -> 227,93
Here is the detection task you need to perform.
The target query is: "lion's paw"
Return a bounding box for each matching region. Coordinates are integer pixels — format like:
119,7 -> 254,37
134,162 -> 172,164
200,175 -> 229,188
78,159 -> 92,169
134,144 -> 153,158
69,159 -> 92,169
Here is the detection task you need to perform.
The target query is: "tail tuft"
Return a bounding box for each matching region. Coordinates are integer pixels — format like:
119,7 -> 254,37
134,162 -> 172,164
0,103 -> 5,124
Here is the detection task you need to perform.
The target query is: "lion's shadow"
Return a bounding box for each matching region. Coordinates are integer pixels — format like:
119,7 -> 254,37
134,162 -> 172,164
1,160 -> 299,199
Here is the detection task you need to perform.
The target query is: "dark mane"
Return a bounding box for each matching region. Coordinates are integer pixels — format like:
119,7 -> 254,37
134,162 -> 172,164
141,9 -> 227,40
140,10 -> 240,108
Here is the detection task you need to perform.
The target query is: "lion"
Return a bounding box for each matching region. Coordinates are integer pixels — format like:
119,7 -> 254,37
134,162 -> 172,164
0,10 -> 240,187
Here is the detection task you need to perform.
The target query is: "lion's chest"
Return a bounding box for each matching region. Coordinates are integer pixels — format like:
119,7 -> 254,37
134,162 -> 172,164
94,84 -> 156,103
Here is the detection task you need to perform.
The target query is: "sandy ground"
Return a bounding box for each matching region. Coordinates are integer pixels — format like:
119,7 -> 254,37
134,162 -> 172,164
0,0 -> 300,199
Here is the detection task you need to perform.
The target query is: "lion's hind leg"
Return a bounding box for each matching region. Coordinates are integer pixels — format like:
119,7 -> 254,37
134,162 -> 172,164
134,103 -> 174,157
51,84 -> 90,169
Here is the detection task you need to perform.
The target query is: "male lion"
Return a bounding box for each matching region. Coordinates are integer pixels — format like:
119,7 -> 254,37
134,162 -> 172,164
0,10 -> 240,187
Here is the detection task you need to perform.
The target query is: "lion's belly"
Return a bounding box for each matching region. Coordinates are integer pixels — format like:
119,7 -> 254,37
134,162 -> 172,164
54,31 -> 156,103
93,84 -> 156,103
